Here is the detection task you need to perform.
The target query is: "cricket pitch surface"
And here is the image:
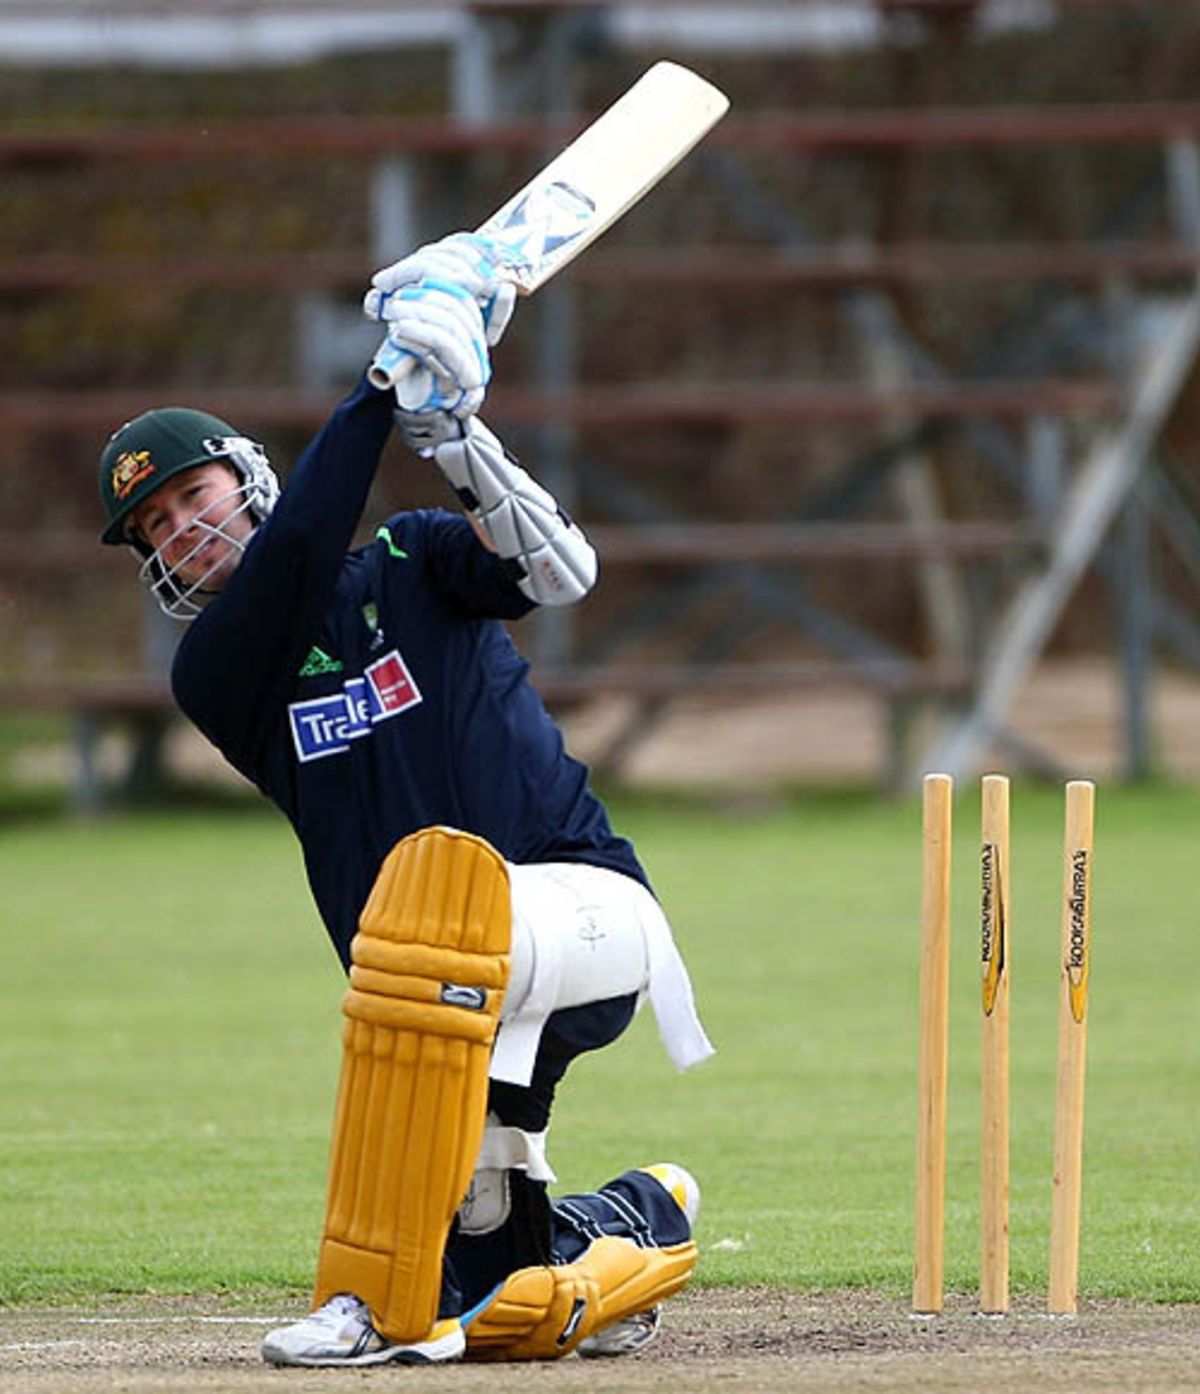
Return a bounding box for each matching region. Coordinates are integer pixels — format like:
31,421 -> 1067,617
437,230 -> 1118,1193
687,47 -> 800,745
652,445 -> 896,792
3,1288 -> 1198,1393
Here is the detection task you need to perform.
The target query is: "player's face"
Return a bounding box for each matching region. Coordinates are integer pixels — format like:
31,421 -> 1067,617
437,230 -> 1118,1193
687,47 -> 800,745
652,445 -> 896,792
132,462 -> 254,591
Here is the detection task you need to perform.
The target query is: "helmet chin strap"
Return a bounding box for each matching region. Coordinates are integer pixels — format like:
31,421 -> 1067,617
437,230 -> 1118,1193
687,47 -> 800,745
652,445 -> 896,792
137,486 -> 258,621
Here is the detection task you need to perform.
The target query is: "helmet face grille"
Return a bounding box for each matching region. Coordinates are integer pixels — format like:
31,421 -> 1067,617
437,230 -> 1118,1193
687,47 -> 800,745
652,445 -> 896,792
137,482 -> 259,621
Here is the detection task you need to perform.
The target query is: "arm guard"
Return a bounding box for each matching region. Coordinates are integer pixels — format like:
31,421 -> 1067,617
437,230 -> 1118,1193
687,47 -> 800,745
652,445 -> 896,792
415,415 -> 597,608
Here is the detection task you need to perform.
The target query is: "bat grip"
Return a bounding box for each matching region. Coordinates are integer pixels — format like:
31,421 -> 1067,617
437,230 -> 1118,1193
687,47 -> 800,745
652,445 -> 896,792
367,337 -> 413,390
367,337 -> 433,410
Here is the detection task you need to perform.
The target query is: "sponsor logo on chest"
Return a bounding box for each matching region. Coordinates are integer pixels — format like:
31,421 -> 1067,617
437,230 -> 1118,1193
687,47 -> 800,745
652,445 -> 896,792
288,649 -> 422,763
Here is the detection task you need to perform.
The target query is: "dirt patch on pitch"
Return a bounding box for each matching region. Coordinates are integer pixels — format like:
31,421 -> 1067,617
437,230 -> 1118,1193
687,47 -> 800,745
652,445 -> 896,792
2,1288 -> 1198,1394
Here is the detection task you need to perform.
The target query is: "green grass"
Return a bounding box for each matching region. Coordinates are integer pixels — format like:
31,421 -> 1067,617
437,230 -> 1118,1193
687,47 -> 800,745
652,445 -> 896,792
1,783 -> 1198,1305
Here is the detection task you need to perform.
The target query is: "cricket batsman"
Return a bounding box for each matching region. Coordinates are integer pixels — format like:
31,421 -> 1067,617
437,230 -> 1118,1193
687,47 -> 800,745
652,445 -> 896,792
96,234 -> 713,1366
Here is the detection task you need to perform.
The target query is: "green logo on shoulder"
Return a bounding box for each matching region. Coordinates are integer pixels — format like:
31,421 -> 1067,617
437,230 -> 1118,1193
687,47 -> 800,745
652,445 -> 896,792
375,525 -> 409,559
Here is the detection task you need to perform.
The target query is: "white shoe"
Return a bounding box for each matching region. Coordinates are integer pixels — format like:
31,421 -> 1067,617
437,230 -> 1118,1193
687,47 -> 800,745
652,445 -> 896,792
576,1161 -> 700,1359
577,1304 -> 662,1358
261,1293 -> 464,1367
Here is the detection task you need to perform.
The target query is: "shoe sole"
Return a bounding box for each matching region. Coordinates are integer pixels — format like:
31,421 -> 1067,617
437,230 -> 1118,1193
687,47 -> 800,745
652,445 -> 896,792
262,1323 -> 465,1367
263,1348 -> 462,1368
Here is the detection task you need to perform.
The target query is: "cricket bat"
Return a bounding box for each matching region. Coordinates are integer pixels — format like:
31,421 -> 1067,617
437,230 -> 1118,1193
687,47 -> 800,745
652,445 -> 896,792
367,60 -> 730,395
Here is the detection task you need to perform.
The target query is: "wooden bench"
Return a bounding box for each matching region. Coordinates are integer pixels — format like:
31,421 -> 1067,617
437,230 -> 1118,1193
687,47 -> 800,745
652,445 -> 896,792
533,659 -> 972,791
1,677 -> 175,812
0,380 -> 1118,437
5,241 -> 1200,296
0,653 -> 973,808
0,521 -> 1038,574
5,103 -> 1200,168
0,514 -> 1012,801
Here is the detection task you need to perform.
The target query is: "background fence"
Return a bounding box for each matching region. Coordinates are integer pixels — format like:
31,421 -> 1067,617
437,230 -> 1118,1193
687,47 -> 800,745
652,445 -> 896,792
2,0 -> 1199,803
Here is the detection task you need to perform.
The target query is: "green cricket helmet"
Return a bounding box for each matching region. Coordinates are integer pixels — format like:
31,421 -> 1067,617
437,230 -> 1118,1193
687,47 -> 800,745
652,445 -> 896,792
98,405 -> 279,550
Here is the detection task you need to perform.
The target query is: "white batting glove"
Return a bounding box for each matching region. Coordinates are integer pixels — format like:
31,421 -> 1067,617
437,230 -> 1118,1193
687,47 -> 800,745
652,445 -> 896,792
365,232 -> 517,347
370,280 -> 491,417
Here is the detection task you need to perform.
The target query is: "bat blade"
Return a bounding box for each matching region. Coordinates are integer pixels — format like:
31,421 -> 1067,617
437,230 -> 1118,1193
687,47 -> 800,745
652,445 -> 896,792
479,60 -> 729,293
369,61 -> 729,391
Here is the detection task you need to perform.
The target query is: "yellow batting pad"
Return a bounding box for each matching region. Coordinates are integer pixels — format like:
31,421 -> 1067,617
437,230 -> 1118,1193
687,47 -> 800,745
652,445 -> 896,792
466,1236 -> 698,1361
465,1262 -> 599,1361
313,826 -> 511,1343
590,1235 -> 698,1331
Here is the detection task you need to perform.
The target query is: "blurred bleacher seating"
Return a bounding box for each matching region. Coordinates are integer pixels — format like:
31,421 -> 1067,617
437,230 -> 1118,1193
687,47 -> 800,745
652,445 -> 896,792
2,0 -> 1199,802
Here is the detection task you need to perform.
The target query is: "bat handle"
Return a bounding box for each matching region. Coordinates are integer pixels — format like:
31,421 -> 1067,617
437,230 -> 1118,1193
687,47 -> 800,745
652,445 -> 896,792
367,338 -> 433,409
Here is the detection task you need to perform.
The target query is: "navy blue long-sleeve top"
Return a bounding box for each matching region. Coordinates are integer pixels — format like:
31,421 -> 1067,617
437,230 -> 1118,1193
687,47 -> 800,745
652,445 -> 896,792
172,377 -> 647,967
